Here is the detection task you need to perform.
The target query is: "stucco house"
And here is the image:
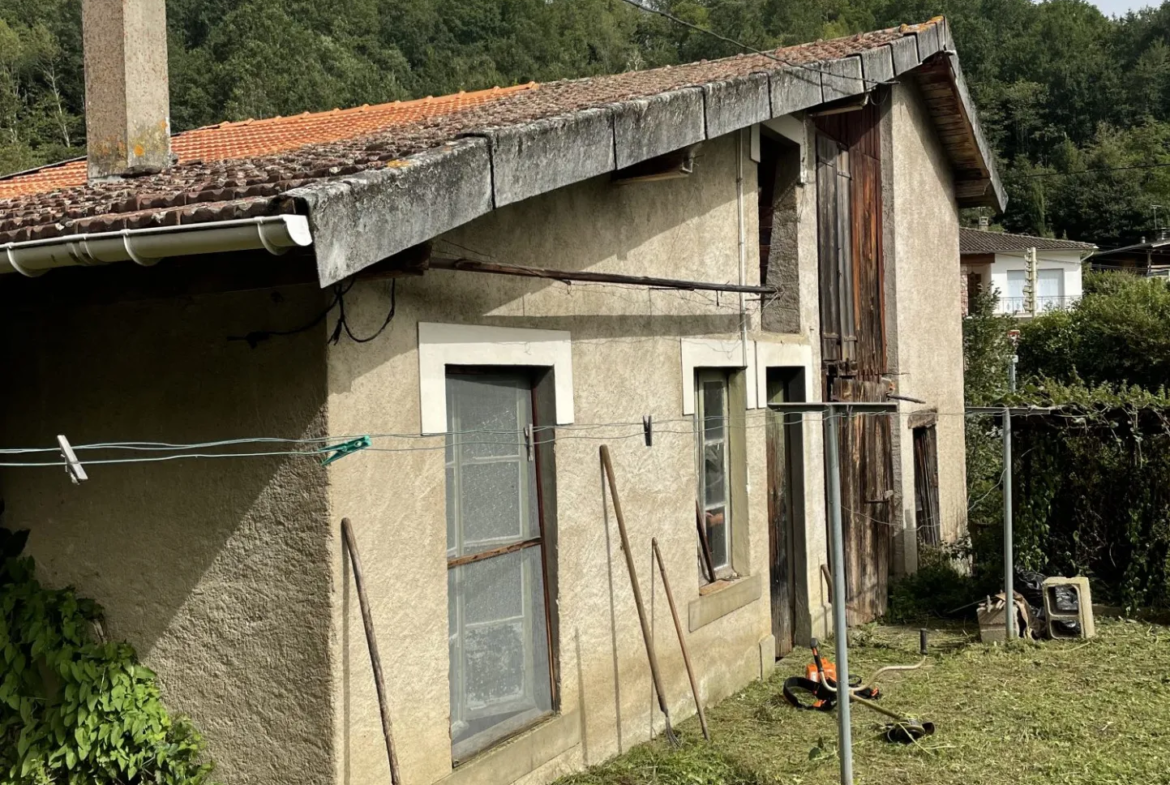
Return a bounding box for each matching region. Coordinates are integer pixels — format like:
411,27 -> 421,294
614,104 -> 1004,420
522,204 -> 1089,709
0,6 -> 1002,785
960,227 -> 1096,317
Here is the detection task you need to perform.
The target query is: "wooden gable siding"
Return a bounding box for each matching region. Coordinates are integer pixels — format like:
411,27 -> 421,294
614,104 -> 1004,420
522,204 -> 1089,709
815,100 -> 887,381
815,100 -> 895,625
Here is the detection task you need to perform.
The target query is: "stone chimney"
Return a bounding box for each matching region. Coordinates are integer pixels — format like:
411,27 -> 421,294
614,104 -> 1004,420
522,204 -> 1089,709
82,0 -> 171,181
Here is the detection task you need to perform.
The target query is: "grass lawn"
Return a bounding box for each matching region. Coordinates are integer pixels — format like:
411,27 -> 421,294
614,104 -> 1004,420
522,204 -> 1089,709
554,620 -> 1170,785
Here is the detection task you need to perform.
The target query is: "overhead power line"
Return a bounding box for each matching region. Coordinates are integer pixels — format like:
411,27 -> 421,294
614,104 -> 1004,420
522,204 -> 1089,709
614,0 -> 889,89
1023,161 -> 1170,179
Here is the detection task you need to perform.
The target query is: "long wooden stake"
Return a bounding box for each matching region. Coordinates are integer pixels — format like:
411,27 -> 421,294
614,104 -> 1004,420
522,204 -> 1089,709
600,446 -> 678,745
652,538 -> 710,741
341,518 -> 402,785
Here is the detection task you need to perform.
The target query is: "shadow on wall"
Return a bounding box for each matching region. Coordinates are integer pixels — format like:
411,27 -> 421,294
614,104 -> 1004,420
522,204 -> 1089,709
326,140 -> 749,393
0,284 -> 335,783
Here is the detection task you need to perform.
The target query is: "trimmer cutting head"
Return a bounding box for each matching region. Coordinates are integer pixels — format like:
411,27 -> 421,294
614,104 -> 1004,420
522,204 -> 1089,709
884,719 -> 935,744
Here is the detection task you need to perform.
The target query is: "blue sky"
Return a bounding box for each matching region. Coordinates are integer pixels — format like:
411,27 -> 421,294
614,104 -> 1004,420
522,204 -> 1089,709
1090,0 -> 1154,15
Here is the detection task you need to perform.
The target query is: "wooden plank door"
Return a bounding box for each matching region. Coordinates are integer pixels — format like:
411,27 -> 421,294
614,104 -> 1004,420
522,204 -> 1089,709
913,426 -> 941,547
830,378 -> 894,625
766,372 -> 800,658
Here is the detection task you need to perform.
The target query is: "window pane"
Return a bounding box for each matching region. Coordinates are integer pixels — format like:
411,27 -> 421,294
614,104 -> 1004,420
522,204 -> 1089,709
449,547 -> 552,758
703,443 -> 726,507
448,375 -> 526,459
696,372 -> 732,575
702,381 -> 726,442
460,461 -> 526,548
705,506 -> 728,568
1006,270 -> 1026,300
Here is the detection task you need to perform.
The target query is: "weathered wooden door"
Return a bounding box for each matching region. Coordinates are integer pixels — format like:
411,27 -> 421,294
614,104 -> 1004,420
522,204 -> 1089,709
766,371 -> 801,657
913,425 -> 941,547
816,101 -> 893,625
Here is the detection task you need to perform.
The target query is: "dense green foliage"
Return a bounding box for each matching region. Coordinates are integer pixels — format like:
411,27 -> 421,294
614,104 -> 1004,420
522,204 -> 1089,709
1019,272 -> 1170,388
0,527 -> 213,785
4,0 -> 1170,243
955,275 -> 1170,612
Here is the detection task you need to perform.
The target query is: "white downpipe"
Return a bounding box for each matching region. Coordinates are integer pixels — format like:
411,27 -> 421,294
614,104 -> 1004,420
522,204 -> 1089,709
1,214 -> 313,277
736,129 -> 749,368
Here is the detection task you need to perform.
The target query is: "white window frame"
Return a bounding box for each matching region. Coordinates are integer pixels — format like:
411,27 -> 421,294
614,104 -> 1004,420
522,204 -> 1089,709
680,338 -> 758,414
696,369 -> 735,578
419,323 -> 574,435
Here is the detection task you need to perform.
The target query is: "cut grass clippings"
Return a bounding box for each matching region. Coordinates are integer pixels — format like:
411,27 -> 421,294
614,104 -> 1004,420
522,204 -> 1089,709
554,620 -> 1170,785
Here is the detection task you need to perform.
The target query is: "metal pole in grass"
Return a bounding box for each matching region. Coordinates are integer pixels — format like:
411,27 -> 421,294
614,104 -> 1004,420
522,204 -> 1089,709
1003,406 -> 1015,641
768,400 -> 900,785
824,407 -> 853,785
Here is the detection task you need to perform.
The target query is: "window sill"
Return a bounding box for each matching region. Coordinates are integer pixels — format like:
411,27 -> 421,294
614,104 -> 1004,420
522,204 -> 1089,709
688,574 -> 763,632
439,711 -> 581,785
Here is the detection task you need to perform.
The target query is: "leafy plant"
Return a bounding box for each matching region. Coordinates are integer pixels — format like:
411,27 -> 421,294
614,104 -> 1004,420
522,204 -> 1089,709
0,526 -> 215,785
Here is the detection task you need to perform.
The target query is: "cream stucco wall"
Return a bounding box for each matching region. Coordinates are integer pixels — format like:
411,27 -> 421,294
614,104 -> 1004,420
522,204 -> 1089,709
325,132 -> 817,785
0,287 -> 336,785
886,81 -> 969,572
0,88 -> 971,785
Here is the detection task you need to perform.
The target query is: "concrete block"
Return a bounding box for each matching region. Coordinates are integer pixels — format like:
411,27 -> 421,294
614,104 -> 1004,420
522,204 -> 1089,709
890,35 -> 920,76
759,635 -> 777,680
290,139 -> 493,286
1042,576 -> 1096,639
769,65 -> 824,117
916,25 -> 941,61
860,46 -> 895,85
821,56 -> 865,103
704,73 -> 771,139
484,108 -> 616,208
612,88 -> 706,169
688,574 -> 763,631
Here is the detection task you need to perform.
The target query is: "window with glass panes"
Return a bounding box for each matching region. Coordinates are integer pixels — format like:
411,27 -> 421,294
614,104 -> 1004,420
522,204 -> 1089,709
445,371 -> 555,762
696,370 -> 733,578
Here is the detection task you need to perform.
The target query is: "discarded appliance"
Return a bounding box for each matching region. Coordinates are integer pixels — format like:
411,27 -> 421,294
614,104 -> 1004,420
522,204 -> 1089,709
1042,576 -> 1096,639
784,632 -> 935,743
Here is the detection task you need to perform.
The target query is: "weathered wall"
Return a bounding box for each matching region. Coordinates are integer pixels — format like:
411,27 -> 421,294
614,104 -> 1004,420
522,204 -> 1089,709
886,80 -> 969,571
326,133 -> 796,785
0,286 -> 335,785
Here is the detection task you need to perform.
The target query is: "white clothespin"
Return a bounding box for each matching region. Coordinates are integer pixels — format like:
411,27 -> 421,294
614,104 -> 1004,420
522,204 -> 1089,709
57,435 -> 88,485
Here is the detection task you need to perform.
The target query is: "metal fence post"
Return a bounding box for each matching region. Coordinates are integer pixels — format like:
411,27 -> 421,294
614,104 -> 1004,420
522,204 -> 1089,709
824,408 -> 853,785
1003,406 -> 1014,641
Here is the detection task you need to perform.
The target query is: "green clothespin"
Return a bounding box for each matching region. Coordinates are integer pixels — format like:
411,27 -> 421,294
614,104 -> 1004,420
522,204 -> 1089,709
321,435 -> 371,466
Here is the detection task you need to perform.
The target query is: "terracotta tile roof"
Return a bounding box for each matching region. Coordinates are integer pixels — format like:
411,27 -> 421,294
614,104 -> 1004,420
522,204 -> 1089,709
0,22 -> 930,247
960,227 -> 1097,254
0,85 -> 536,199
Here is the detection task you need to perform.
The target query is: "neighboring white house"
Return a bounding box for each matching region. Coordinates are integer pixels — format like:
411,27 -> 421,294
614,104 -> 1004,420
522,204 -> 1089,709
960,228 -> 1096,317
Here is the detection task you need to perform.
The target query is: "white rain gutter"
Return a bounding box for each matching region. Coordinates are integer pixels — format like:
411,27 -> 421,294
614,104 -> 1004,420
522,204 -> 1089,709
1,214 -> 313,277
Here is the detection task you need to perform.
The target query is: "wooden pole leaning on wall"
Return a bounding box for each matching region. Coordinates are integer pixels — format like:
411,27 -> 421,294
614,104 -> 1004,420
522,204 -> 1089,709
341,518 -> 403,785
599,446 -> 679,746
652,538 -> 710,741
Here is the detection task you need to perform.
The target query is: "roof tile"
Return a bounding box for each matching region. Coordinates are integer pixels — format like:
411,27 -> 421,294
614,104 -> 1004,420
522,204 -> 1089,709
0,23 -> 929,246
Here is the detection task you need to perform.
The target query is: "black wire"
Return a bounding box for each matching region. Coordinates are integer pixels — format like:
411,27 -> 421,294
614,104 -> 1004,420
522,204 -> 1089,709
614,0 -> 887,88
337,279 -> 398,344
228,284 -> 349,348
1022,161 -> 1170,179
230,278 -> 397,348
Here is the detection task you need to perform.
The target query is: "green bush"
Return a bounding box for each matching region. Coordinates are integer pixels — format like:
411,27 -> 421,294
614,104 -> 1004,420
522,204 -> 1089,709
0,527 -> 215,785
887,546 -> 990,623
